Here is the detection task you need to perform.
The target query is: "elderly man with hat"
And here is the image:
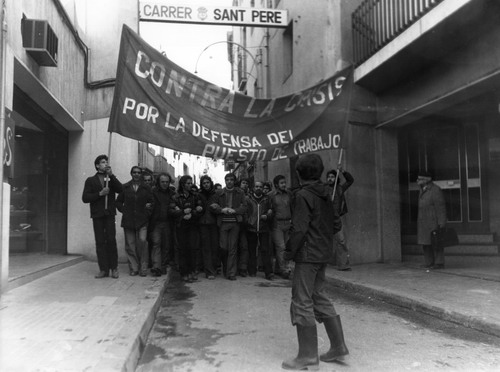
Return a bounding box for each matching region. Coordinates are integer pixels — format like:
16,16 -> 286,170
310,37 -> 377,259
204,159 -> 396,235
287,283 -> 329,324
416,170 -> 447,269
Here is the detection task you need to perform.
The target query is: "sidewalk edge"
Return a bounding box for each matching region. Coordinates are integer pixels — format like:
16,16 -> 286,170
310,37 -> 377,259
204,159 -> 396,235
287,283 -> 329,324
328,277 -> 500,339
123,269 -> 172,372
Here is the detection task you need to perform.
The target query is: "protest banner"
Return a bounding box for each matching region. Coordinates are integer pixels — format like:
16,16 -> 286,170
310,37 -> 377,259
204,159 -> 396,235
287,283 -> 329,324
108,25 -> 353,162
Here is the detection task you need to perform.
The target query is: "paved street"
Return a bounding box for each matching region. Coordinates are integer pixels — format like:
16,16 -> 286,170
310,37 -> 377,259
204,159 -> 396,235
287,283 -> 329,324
136,272 -> 500,372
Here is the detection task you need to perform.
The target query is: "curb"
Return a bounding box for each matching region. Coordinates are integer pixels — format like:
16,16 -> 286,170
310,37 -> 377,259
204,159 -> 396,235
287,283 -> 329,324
327,277 -> 500,339
123,269 -> 172,372
93,269 -> 172,372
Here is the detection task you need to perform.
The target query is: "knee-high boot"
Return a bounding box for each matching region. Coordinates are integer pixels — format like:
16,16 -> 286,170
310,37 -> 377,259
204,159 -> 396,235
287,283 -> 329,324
282,324 -> 319,370
320,315 -> 349,362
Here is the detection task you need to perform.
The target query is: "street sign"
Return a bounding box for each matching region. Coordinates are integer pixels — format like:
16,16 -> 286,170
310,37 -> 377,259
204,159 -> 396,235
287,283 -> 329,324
139,2 -> 289,28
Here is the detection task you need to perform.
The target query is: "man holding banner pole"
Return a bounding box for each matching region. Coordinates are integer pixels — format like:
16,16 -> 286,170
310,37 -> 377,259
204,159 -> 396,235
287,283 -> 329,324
82,155 -> 123,279
326,156 -> 354,271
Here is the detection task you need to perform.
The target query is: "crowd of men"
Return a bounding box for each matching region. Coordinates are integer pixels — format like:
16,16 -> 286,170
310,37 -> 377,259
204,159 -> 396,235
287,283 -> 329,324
82,154 -> 354,282
83,153 -> 353,369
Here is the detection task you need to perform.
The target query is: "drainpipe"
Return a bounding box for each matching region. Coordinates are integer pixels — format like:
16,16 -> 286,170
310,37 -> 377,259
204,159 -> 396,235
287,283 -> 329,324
0,0 -> 7,293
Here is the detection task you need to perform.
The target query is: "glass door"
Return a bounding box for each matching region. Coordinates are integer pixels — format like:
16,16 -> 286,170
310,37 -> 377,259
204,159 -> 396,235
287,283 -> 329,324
400,121 -> 485,235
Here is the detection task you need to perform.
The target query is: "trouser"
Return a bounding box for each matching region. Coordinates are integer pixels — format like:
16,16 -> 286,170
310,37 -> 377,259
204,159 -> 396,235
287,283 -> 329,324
237,226 -> 249,271
290,262 -> 337,326
177,224 -> 200,277
151,221 -> 172,270
422,244 -> 444,266
219,222 -> 240,278
200,224 -> 219,277
334,226 -> 351,269
247,231 -> 273,276
92,215 -> 118,272
124,226 -> 148,272
271,220 -> 291,274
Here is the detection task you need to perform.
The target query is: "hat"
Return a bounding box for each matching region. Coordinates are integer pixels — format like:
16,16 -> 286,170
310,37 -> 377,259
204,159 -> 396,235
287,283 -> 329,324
418,170 -> 432,181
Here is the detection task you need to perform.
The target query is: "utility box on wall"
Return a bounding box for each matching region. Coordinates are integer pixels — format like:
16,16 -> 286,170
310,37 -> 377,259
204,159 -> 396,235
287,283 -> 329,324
21,18 -> 58,67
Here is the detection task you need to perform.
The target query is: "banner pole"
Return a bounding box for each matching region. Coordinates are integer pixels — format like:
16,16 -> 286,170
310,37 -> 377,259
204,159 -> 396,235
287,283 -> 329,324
331,148 -> 343,202
330,67 -> 353,202
105,132 -> 113,209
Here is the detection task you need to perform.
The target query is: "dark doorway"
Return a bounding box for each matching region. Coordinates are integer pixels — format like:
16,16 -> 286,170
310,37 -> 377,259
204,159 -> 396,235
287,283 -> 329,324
399,119 -> 486,235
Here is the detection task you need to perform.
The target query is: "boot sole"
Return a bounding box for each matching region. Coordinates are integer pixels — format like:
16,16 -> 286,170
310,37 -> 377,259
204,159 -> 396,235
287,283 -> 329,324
281,363 -> 319,371
320,353 -> 348,363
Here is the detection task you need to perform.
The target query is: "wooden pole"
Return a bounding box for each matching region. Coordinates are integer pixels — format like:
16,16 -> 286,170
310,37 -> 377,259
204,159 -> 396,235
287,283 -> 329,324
105,132 -> 113,209
331,148 -> 343,202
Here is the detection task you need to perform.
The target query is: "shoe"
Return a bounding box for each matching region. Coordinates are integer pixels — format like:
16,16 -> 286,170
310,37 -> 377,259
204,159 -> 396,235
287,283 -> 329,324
266,274 -> 275,281
95,271 -> 109,279
281,271 -> 290,279
431,264 -> 445,270
338,267 -> 352,271
238,270 -> 248,277
207,275 -> 215,280
111,269 -> 119,279
190,273 -> 198,281
182,275 -> 192,283
228,276 -> 236,281
139,270 -> 148,277
152,268 -> 161,277
130,270 -> 139,276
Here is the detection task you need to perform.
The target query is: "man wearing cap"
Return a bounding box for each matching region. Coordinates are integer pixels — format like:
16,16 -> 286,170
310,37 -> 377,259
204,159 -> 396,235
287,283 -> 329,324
82,155 -> 123,279
417,170 -> 447,269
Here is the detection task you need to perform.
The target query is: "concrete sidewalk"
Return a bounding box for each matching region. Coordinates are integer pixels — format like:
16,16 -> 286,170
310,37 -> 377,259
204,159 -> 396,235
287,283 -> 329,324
326,256 -> 500,339
0,261 -> 170,372
1,256 -> 499,372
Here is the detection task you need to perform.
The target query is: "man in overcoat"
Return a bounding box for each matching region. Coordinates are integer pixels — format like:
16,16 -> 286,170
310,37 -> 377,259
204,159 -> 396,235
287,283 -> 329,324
417,170 -> 447,269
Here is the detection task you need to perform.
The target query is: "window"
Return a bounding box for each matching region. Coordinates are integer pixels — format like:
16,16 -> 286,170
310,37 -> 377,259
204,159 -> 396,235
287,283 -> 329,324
283,22 -> 293,81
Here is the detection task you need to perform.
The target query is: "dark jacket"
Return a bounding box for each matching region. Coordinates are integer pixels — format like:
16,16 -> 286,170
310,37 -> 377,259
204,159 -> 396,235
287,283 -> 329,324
170,191 -> 203,227
210,187 -> 247,226
284,181 -> 341,263
150,186 -> 175,226
82,173 -> 123,218
269,188 -> 294,225
198,188 -> 218,225
116,181 -> 154,229
330,170 -> 354,216
245,193 -> 273,233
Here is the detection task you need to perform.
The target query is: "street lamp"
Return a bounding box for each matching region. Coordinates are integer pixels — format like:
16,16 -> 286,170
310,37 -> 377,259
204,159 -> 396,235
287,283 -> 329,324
194,40 -> 260,93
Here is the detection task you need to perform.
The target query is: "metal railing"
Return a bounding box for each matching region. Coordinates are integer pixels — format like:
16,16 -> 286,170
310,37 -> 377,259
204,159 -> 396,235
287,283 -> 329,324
352,0 -> 444,66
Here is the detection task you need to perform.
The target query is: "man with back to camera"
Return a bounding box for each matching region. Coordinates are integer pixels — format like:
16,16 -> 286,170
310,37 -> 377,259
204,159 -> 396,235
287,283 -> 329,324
282,154 -> 349,370
82,155 -> 123,279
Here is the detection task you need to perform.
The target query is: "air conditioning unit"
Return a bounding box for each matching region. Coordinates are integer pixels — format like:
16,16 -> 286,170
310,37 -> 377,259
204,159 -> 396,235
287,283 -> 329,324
21,18 -> 58,67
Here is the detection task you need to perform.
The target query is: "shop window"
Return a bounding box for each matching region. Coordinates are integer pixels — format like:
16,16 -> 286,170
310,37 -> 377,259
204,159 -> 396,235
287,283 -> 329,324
10,87 -> 68,254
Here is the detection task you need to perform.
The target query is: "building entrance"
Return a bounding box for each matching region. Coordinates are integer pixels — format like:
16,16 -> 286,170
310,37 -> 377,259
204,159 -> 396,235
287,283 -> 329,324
9,86 -> 68,255
399,120 -> 487,235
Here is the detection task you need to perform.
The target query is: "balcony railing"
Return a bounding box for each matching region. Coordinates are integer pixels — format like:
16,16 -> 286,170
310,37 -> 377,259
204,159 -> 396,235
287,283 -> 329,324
352,0 -> 444,66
